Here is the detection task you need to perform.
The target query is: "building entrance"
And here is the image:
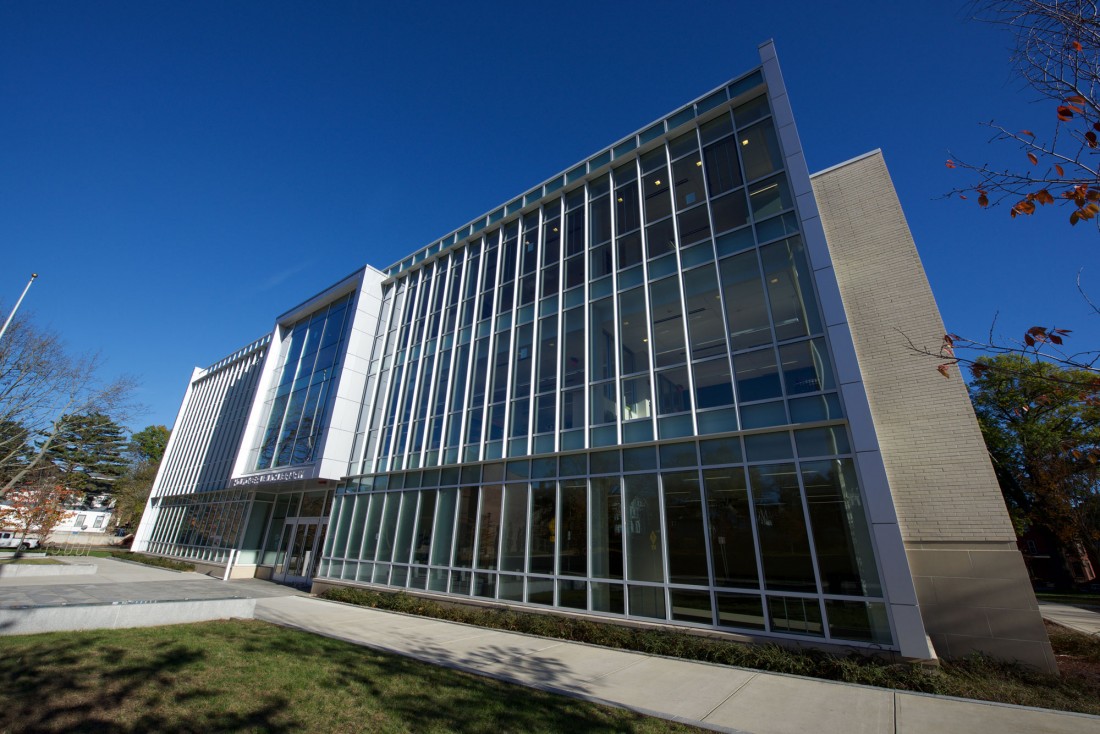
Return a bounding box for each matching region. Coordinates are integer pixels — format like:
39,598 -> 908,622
273,516 -> 327,584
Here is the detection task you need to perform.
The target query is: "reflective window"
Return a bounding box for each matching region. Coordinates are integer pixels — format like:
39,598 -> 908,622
590,477 -> 623,579
255,293 -> 353,470
760,236 -> 821,341
624,474 -> 664,582
802,459 -> 881,596
560,479 -> 587,576
529,481 -> 556,574
662,471 -> 709,585
719,253 -> 771,353
750,464 -> 817,593
649,277 -> 686,368
740,118 -> 783,182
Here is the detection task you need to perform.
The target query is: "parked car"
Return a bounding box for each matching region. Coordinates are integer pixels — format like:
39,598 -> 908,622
0,531 -> 40,550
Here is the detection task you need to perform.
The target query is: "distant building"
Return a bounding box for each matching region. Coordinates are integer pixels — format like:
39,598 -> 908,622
134,42 -> 1056,671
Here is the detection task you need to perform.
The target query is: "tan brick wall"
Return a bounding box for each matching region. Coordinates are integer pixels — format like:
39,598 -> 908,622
811,151 -> 1054,671
810,152 -> 1014,544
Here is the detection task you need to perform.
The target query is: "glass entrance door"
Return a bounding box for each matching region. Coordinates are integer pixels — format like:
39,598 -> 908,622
274,517 -> 326,584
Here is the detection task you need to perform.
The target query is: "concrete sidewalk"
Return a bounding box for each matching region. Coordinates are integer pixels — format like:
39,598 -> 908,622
1040,601 -> 1100,638
254,595 -> 1100,734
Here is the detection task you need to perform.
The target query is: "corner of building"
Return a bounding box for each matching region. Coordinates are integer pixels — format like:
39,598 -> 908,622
810,150 -> 1056,672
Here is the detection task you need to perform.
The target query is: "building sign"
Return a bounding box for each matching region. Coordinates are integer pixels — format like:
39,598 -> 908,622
230,469 -> 307,487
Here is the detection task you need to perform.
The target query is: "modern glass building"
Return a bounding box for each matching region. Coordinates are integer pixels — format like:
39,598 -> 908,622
134,42 -> 1056,670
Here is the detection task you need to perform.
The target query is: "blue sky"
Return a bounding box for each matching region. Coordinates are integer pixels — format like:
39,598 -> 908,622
2,1 -> 1097,431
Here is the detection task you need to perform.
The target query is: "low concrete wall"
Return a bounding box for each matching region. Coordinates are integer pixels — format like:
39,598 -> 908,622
0,598 -> 258,635
0,563 -> 97,578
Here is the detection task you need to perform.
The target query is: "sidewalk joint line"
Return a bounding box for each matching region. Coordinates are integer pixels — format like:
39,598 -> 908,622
700,672 -> 757,721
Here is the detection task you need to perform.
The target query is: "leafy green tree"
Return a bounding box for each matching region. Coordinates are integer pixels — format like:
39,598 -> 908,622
128,425 -> 169,464
111,425 -> 171,532
41,413 -> 129,500
969,355 -> 1100,573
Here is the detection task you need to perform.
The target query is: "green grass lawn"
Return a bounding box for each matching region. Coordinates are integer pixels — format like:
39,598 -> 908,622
0,558 -> 61,565
0,621 -> 706,734
1035,591 -> 1100,607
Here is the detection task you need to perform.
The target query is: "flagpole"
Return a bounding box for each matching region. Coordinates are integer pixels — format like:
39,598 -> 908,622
0,274 -> 39,344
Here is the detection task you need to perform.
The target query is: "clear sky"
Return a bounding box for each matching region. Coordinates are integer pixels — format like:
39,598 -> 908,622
2,1 -> 1096,432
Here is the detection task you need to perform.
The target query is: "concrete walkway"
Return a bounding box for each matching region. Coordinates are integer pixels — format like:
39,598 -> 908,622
2,558 -> 1098,733
254,595 -> 1100,734
1040,601 -> 1100,638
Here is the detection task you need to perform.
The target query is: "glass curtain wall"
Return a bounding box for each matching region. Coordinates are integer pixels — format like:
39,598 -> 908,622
253,293 -> 354,471
326,87 -> 889,648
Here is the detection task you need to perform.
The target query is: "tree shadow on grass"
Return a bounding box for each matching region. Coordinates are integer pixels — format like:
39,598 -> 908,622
0,626 -> 296,734
0,620 -> 693,734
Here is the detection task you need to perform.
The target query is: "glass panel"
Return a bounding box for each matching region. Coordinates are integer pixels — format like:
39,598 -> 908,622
734,348 -> 782,402
760,236 -> 822,341
590,194 -> 611,245
624,475 -> 664,582
740,118 -> 783,182
662,471 -> 709,585
751,464 -> 817,593
499,574 -> 524,601
620,375 -> 652,422
682,263 -> 726,361
590,382 -> 618,425
618,287 -> 650,375
802,459 -> 881,596
590,297 -> 616,382
476,485 -> 502,570
373,493 -> 401,563
768,596 -> 824,636
591,582 -> 624,614
615,181 -> 640,235
779,339 -> 834,395
527,577 -> 554,605
617,232 -> 643,270
745,432 -> 793,462
645,218 -> 676,260
590,476 -> 623,580
558,579 -> 587,609
720,251 -> 771,351
825,600 -> 891,644
795,426 -> 850,457
452,487 -> 478,568
552,389 -> 579,434
656,366 -> 691,415
711,190 -> 749,234
670,589 -> 713,624
673,155 -> 706,210
560,479 -> 587,577
693,358 -> 735,409
499,484 -> 528,572
528,481 -> 556,574
562,308 -> 585,388
716,592 -> 766,630
412,490 -> 436,564
392,491 -> 418,565
677,204 -> 711,247
643,167 -> 671,223
703,137 -> 743,196
628,585 -> 666,620
649,277 -> 686,368
749,174 -> 793,220
704,467 -> 760,589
